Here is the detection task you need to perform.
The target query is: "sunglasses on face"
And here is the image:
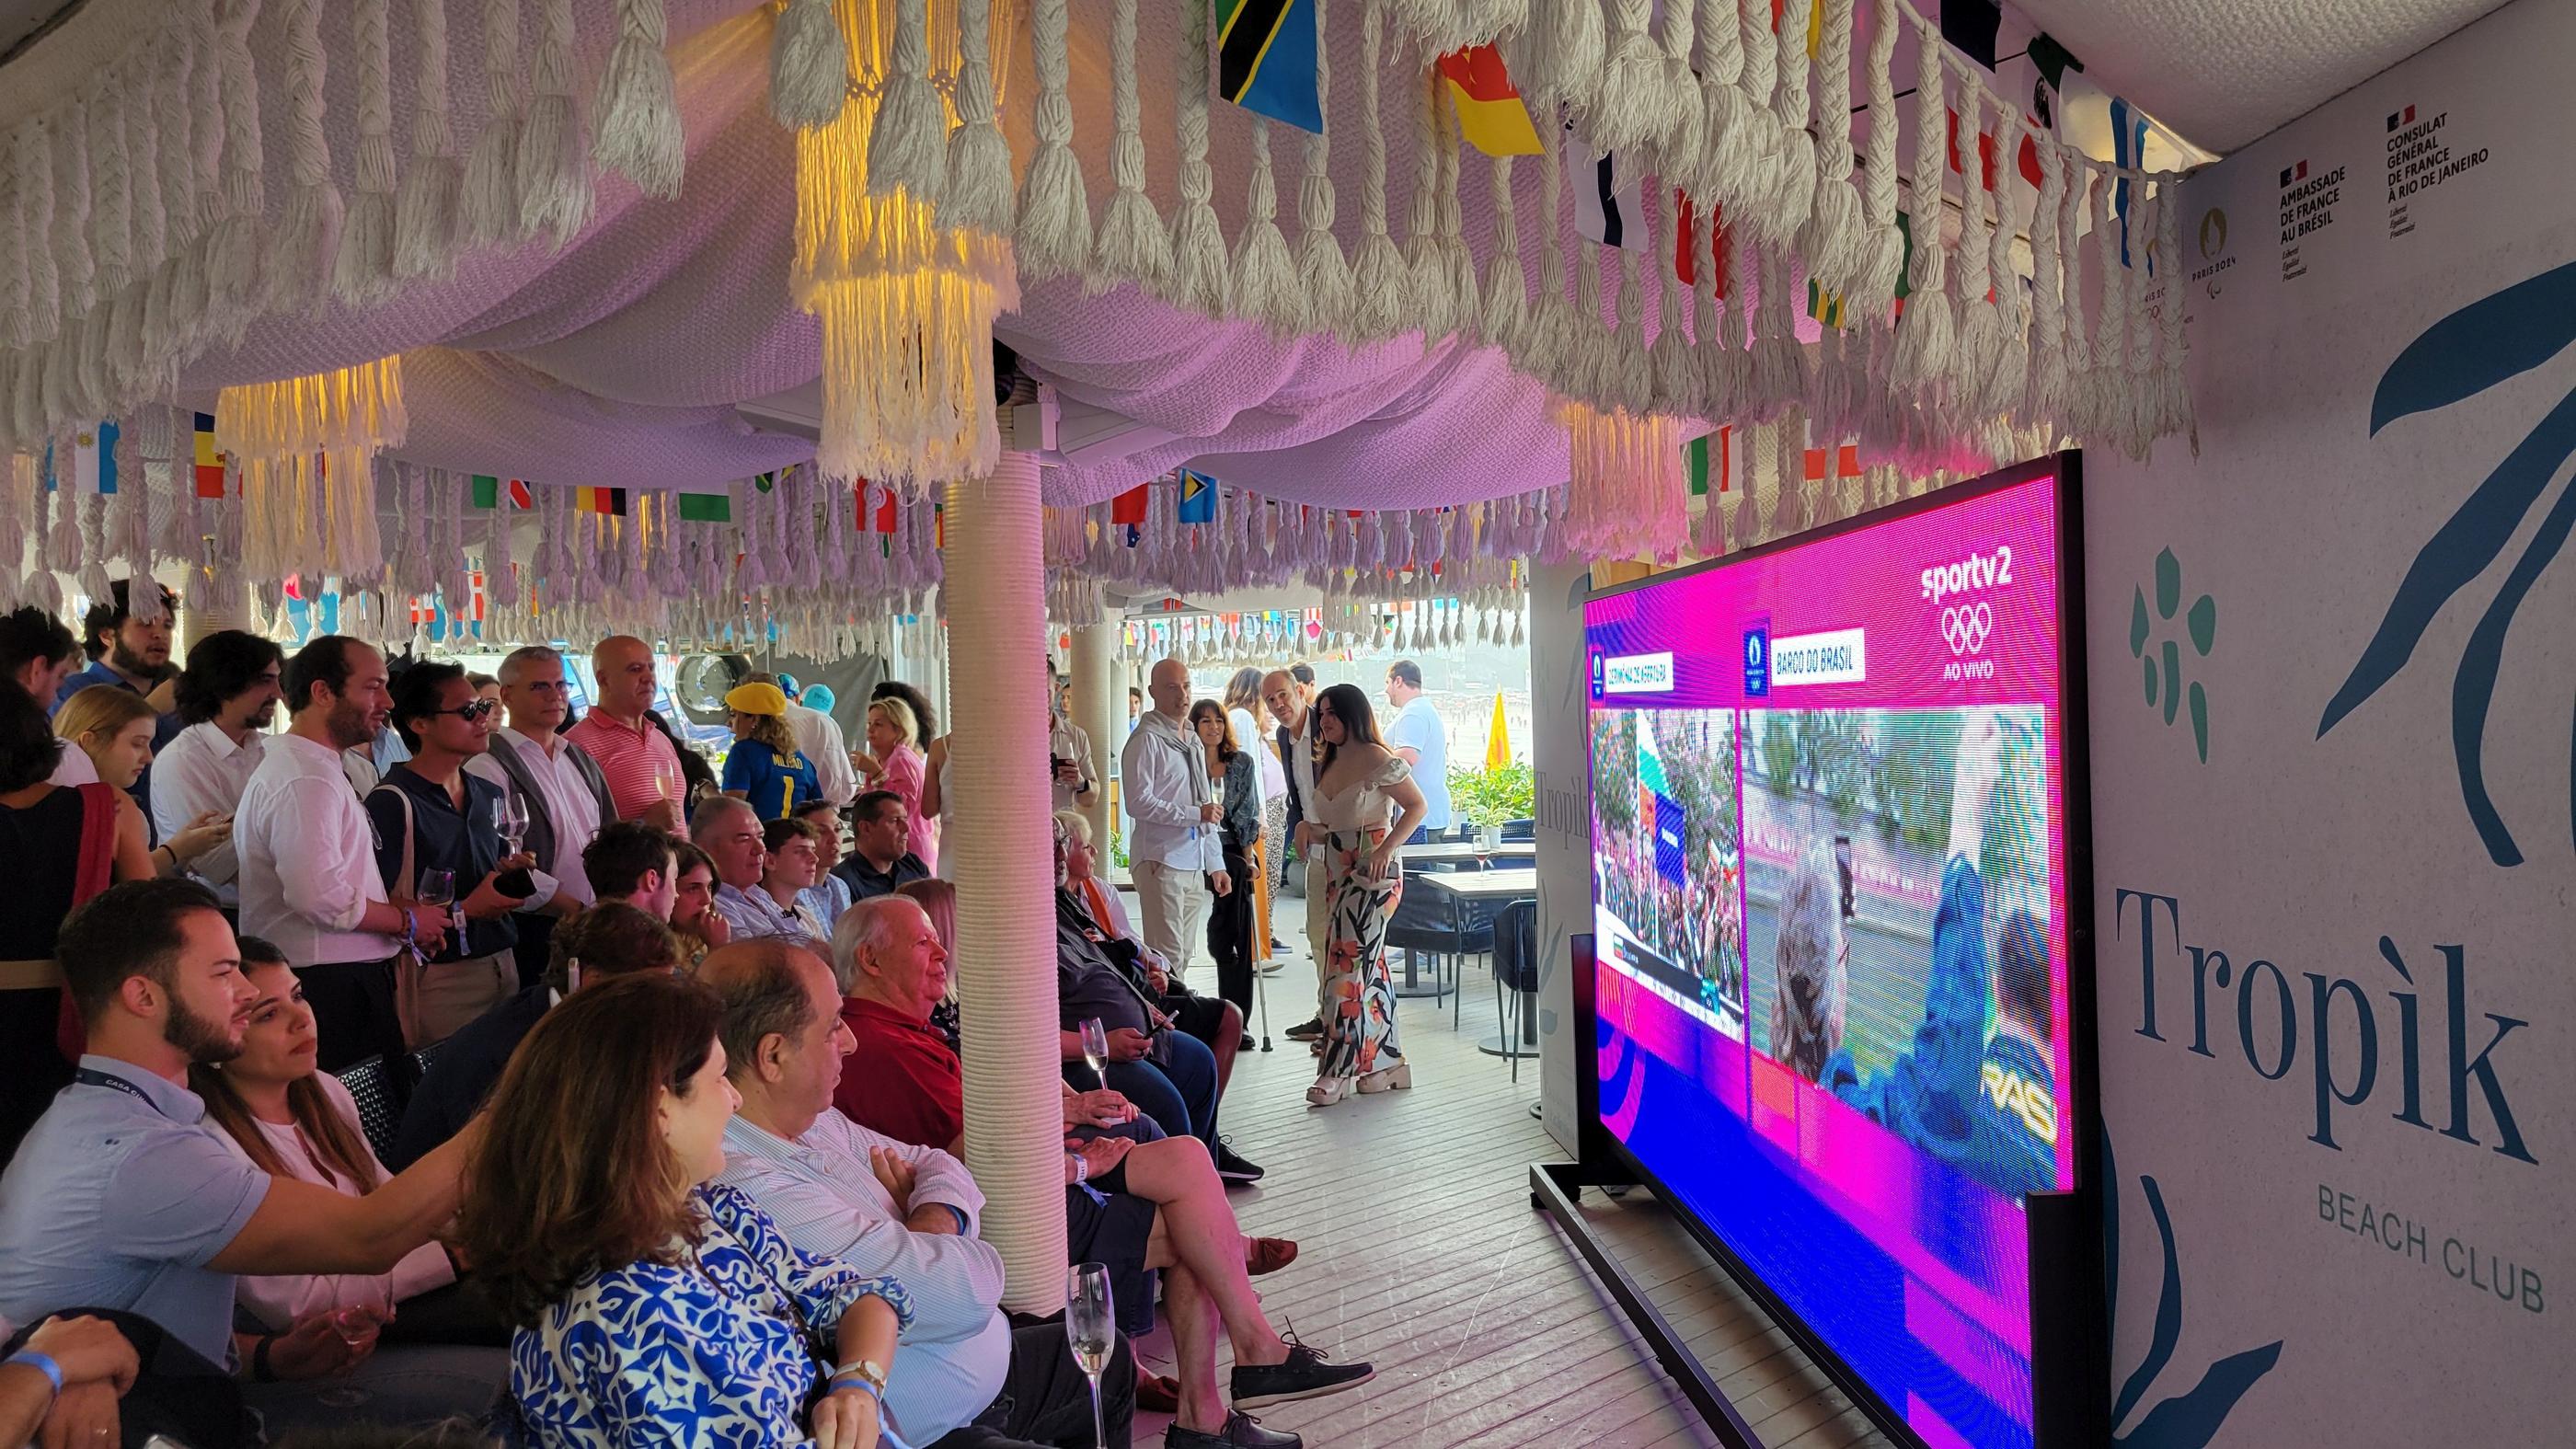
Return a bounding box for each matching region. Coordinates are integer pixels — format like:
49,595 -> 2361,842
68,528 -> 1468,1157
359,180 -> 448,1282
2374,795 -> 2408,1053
433,700 -> 499,722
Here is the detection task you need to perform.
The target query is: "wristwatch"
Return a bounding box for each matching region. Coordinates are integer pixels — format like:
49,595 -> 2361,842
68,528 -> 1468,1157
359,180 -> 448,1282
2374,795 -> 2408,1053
834,1358 -> 890,1395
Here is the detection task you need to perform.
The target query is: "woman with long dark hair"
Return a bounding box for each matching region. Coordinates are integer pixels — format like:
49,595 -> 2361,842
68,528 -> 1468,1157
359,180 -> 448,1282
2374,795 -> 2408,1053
458,972 -> 911,1448
1221,668 -> 1283,964
1190,699 -> 1261,1019
1303,684 -> 1429,1107
191,939 -> 507,1426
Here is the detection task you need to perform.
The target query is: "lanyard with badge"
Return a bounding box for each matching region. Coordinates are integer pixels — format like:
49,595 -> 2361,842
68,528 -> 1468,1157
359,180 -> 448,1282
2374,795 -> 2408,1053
74,1066 -> 167,1117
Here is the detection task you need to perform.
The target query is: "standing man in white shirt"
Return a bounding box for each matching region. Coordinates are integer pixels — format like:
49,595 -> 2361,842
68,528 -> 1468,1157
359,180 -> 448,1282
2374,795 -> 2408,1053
1048,662 -> 1099,814
1121,658 -> 1231,983
467,645 -> 615,988
1382,660 -> 1452,844
151,631 -> 284,914
233,637 -> 448,1071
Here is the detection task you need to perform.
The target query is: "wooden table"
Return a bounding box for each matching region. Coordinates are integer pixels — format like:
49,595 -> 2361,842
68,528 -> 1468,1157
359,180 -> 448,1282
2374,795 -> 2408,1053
1408,868 -> 1540,1052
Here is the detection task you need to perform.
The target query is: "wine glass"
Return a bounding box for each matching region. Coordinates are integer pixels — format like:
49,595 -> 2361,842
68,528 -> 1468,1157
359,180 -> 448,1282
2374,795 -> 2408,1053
416,868 -> 456,939
494,794 -> 529,857
1079,1017 -> 1110,1092
1068,1263 -> 1116,1449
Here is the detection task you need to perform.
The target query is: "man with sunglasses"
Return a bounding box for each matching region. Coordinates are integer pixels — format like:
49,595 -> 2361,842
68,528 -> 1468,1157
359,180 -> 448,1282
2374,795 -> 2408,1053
466,645 -> 615,989
362,662 -> 544,1047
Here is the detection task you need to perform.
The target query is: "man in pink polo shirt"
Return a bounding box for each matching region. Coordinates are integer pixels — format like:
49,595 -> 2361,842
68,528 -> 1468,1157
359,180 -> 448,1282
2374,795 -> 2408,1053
564,636 -> 685,831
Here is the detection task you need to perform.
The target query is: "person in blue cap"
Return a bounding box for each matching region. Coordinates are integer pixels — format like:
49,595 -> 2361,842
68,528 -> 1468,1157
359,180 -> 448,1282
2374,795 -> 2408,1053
1821,709 -> 2058,1204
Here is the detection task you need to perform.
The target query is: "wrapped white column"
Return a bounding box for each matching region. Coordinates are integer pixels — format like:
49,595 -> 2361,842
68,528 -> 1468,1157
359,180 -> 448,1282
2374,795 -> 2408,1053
946,451 -> 1069,1314
1069,615 -> 1118,857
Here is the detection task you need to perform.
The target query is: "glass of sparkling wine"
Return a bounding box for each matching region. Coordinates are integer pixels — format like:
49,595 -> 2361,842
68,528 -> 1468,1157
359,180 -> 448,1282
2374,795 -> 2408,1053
1069,1262 -> 1116,1449
1079,1017 -> 1110,1092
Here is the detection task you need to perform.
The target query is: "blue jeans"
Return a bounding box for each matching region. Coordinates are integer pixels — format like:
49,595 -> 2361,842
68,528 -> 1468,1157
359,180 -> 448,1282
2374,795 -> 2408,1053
1067,1029 -> 1222,1153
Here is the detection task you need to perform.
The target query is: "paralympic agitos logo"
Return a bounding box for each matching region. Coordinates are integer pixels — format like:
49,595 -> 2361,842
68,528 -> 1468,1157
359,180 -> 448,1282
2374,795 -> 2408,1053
2116,888 -> 2534,1166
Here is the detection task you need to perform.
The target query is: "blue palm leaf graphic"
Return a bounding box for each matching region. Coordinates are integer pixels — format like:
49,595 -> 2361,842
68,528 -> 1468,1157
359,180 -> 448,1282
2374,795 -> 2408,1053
2110,1175 -> 2184,1428
2453,466 -> 2576,865
2318,385 -> 2576,742
2104,1130 -> 2283,1446
2368,259 -> 2576,435
2120,1342 -> 2288,1449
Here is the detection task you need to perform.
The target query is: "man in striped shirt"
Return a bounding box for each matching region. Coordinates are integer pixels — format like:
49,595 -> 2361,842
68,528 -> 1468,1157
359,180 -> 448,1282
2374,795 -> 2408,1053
562,636 -> 684,830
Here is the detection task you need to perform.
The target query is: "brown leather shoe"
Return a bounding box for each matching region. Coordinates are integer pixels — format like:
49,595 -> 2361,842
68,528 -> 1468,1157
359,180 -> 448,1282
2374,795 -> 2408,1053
1248,1236 -> 1299,1275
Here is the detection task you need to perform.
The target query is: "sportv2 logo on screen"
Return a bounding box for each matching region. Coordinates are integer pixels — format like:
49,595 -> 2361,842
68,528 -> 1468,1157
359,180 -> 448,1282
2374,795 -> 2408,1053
1769,628 -> 1867,685
1602,651 -> 1677,694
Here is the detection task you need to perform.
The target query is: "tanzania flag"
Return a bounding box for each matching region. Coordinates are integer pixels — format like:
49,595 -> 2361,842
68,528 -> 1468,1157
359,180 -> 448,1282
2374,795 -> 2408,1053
1177,470 -> 1217,524
575,487 -> 629,516
676,489 -> 731,523
192,413 -> 227,499
1434,46 -> 1540,156
1214,0 -> 1321,134
471,475 -> 535,510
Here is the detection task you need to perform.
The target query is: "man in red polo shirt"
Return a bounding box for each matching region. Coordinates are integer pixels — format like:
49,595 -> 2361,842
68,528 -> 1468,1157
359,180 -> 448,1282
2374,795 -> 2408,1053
563,636 -> 684,830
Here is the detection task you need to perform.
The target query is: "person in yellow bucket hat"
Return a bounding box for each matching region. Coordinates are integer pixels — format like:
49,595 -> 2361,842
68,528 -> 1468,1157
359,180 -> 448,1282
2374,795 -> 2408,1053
721,681 -> 822,820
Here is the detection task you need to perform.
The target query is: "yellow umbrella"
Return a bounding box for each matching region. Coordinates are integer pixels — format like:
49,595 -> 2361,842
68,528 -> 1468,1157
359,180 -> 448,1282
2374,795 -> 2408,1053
1487,690 -> 1511,768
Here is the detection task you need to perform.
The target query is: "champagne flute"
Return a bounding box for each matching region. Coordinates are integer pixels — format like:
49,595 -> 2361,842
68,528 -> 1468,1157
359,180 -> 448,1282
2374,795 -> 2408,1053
1079,1017 -> 1110,1092
1068,1263 -> 1116,1449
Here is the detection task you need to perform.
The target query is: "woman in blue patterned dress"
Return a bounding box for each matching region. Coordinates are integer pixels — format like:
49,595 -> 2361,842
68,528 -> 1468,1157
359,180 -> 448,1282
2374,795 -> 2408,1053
457,972 -> 914,1448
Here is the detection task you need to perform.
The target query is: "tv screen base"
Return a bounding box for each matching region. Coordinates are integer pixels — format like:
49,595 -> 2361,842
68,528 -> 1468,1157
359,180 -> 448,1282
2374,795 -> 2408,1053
1528,1159 -> 1771,1449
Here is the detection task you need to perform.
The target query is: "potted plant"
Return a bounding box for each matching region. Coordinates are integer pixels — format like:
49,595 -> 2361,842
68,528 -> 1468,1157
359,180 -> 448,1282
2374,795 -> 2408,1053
1448,761 -> 1535,852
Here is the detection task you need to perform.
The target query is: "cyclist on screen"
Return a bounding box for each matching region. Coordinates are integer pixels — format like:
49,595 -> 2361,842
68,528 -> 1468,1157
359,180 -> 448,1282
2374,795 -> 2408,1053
1823,709 -> 2058,1203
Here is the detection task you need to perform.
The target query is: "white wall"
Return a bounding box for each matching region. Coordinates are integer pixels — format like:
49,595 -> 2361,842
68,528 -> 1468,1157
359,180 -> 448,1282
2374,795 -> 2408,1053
2085,0 -> 2573,1438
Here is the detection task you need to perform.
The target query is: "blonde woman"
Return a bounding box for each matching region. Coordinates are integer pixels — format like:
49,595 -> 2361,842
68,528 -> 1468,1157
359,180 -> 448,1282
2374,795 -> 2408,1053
720,682 -> 820,821
851,695 -> 937,871
54,684 -> 228,877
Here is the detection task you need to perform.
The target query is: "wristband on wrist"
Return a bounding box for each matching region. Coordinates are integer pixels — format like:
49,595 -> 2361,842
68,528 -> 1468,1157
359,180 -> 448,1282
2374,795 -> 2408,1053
4,1350 -> 63,1397
399,907 -> 417,946
830,1357 -> 890,1394
1072,1152 -> 1087,1185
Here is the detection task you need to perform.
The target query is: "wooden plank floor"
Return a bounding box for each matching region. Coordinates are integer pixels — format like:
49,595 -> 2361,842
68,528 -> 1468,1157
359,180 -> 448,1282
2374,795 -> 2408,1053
1129,909 -> 1890,1449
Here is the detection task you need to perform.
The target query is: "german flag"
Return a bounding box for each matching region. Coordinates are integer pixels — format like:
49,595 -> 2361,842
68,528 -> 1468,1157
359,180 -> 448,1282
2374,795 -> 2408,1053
575,487 -> 628,516
1434,46 -> 1540,157
1214,0 -> 1321,133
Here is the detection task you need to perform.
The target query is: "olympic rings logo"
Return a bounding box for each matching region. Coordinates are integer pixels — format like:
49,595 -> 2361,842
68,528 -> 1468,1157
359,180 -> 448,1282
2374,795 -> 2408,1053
1941,602 -> 1994,656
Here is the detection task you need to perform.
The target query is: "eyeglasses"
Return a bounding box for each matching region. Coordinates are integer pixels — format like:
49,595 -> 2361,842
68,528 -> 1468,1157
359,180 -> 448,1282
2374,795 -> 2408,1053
433,700 -> 498,722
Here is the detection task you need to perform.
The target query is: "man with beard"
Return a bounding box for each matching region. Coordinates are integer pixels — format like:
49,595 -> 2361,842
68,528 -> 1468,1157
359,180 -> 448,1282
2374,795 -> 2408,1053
52,581 -> 186,812
150,631 -> 285,914
0,880 -> 481,1408
234,637 -> 449,1070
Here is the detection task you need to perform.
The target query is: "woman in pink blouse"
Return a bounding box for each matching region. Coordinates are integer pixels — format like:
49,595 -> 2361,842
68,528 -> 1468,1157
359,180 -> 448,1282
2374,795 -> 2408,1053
851,696 -> 938,872
190,938 -> 507,1429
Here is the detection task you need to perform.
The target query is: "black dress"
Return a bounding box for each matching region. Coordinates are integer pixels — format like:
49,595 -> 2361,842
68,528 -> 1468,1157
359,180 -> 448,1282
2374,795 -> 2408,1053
0,788 -> 89,1161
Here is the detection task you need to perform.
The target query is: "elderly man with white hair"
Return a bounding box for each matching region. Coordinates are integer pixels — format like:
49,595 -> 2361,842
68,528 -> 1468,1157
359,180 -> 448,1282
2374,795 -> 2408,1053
693,794 -> 816,943
1119,658 -> 1231,983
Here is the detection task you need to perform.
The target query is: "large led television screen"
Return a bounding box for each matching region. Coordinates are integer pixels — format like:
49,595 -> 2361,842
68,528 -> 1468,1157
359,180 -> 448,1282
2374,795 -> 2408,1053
1584,462 -> 2083,1449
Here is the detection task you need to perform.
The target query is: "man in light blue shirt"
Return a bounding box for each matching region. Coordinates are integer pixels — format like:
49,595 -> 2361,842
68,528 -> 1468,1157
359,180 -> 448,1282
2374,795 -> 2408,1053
700,941 -> 1140,1448
1383,660 -> 1451,841
0,880 -> 478,1373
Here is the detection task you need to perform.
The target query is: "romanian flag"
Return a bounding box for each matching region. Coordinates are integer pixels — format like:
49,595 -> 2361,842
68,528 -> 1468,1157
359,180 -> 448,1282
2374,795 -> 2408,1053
470,475 -> 535,511
192,413 -> 226,499
676,489 -> 731,523
1435,46 -> 1540,157
1685,427 -> 1731,496
1177,470 -> 1218,524
1214,0 -> 1321,134
575,487 -> 628,516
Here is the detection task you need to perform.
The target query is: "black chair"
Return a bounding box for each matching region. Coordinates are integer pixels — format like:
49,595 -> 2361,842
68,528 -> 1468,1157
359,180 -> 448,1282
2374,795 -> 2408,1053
336,1054 -> 404,1162
1501,818 -> 1535,843
1489,899 -> 1539,1081
1385,885 -> 1495,1024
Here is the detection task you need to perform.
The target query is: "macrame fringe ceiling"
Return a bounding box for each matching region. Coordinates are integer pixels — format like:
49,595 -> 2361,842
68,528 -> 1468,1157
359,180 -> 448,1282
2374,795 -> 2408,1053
213,356 -> 403,585
787,0 -> 1019,494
